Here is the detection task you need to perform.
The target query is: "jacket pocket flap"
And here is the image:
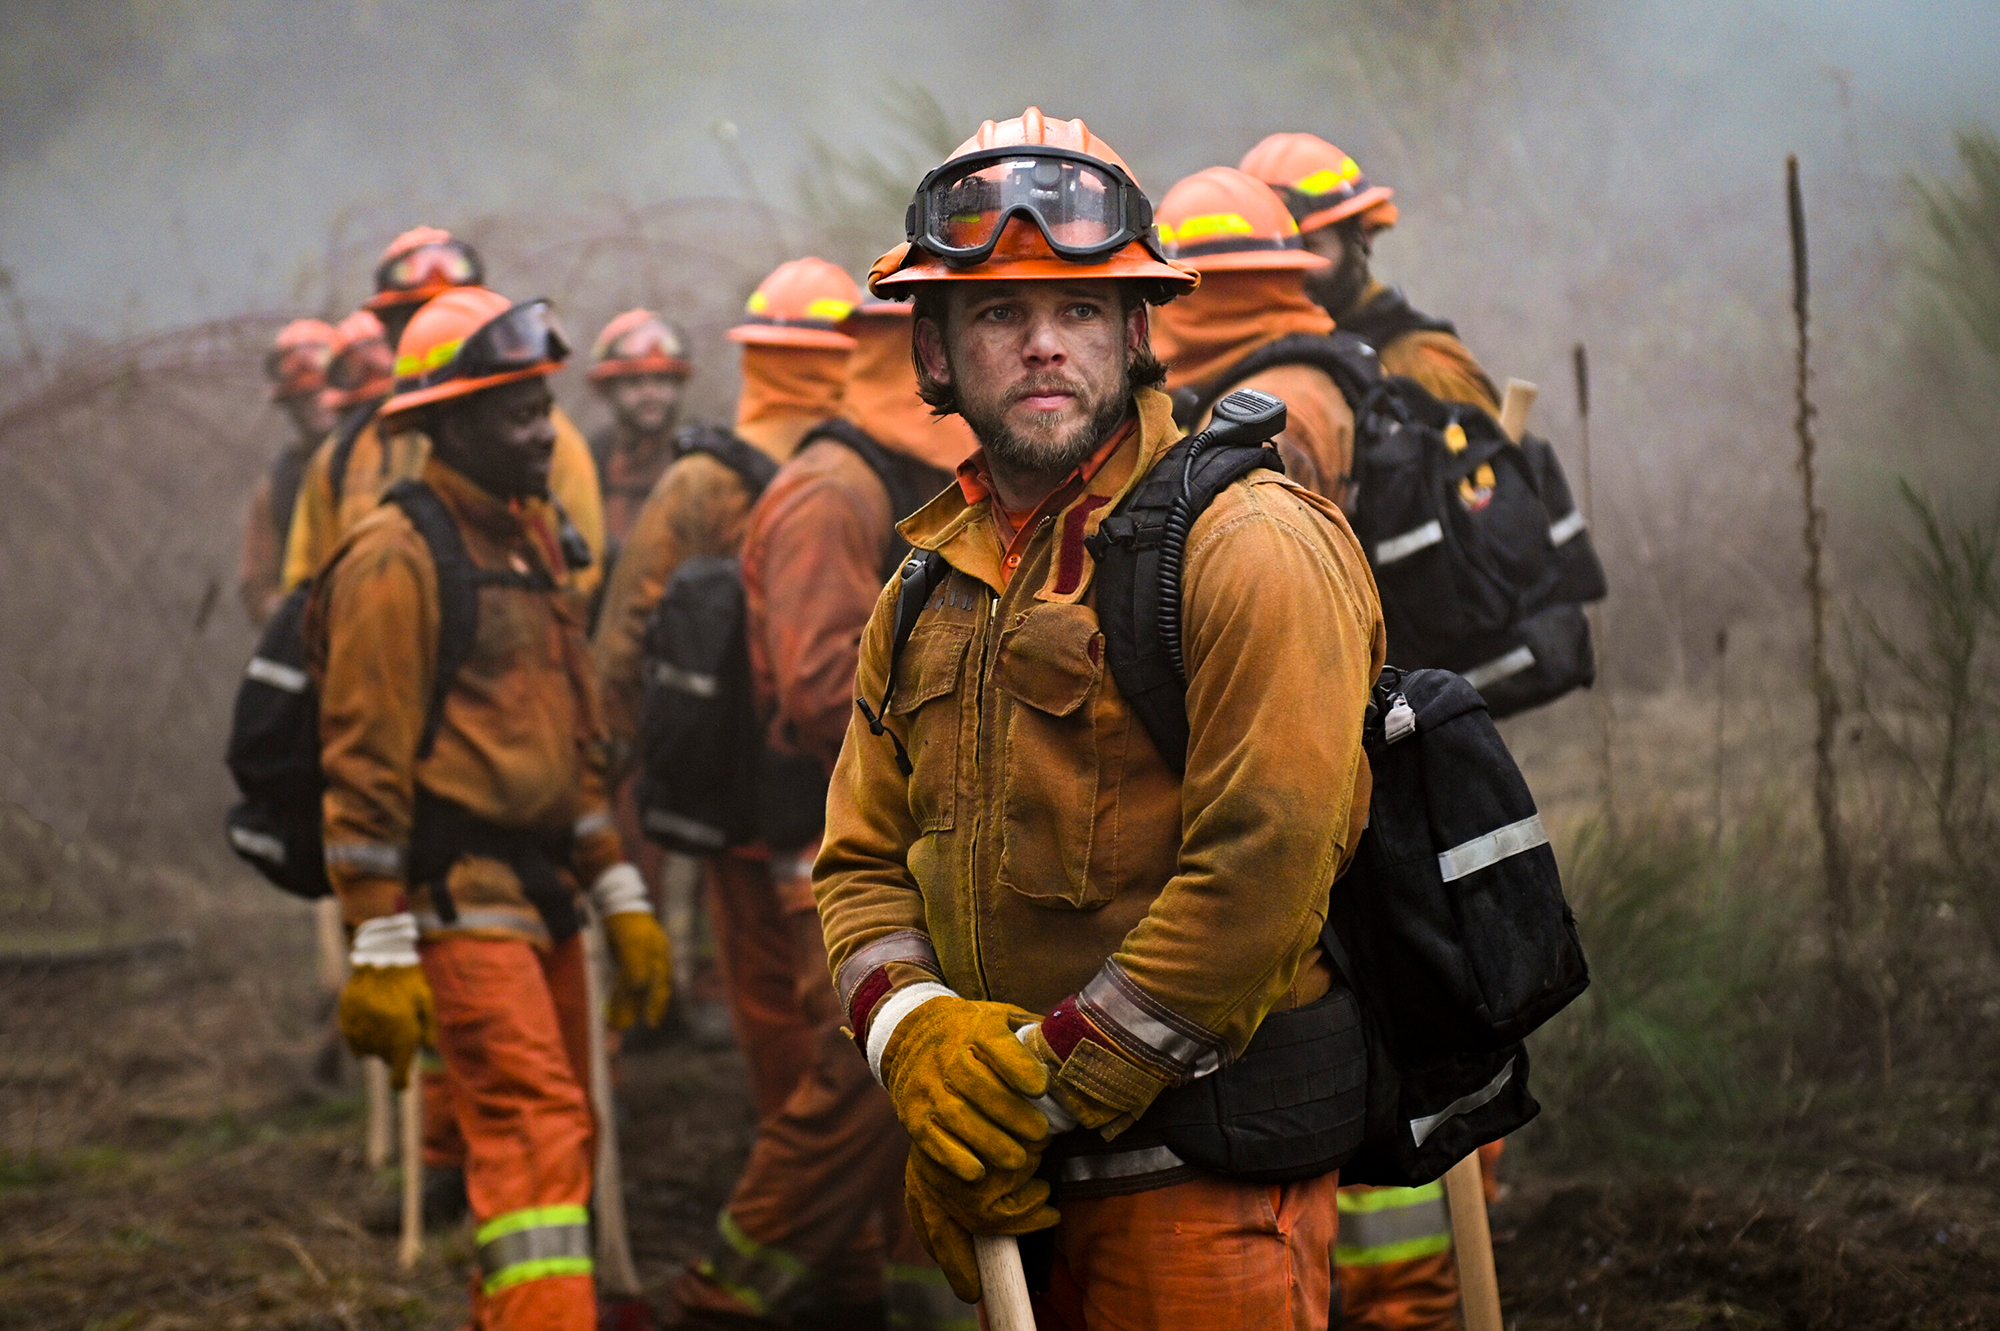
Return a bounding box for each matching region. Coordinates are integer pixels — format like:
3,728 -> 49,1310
889,626 -> 971,716
998,604 -> 1102,717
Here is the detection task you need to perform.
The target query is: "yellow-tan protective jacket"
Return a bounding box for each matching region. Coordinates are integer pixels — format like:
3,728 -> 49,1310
308,458 -> 623,940
816,387 -> 1384,1132
282,404 -> 606,597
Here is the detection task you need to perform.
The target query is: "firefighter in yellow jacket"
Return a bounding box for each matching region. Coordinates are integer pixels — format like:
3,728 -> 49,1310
310,287 -> 670,1330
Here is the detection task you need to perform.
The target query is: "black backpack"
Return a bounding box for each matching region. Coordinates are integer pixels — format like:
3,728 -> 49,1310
877,391 -> 1588,1187
1174,332 -> 1607,718
223,480 -> 558,899
632,421 -> 953,855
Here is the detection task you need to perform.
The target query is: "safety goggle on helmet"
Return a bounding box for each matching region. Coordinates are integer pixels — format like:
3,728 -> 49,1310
380,291 -> 570,419
906,145 -> 1167,269
367,236 -> 486,310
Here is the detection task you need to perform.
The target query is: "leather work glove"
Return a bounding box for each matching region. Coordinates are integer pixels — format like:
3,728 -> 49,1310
338,913 -> 436,1089
876,993 -> 1054,1184
593,864 -> 672,1029
904,1149 -> 1059,1304
1020,1018 -> 1172,1140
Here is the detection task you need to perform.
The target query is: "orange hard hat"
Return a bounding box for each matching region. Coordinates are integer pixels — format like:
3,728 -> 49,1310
265,318 -> 336,401
378,287 -> 569,420
324,308 -> 393,409
869,107 -> 1196,297
589,308 -> 692,382
1238,134 -> 1398,234
1155,167 -> 1329,274
363,226 -> 486,312
728,259 -> 861,350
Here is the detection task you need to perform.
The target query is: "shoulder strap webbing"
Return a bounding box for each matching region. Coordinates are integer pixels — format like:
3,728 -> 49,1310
386,480 -> 556,760
1178,331 -> 1385,430
1338,285 -> 1459,349
268,442 -> 313,541
799,418 -> 956,579
326,399 -> 381,510
858,548 -> 950,777
673,422 -> 781,498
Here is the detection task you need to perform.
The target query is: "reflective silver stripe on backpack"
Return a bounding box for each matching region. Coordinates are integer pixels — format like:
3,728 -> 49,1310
572,810 -> 614,840
643,807 -> 725,849
647,660 -> 719,698
1374,520 -> 1443,565
1548,509 -> 1586,546
228,825 -> 287,865
1409,1056 -> 1514,1145
1058,1143 -> 1188,1184
245,656 -> 310,693
1462,645 -> 1536,690
324,840 -> 406,876
1437,814 -> 1548,882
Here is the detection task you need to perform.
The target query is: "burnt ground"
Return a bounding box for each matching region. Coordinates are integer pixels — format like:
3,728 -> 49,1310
5,925 -> 2000,1330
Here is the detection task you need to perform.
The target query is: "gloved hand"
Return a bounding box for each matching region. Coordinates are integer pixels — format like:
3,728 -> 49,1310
593,864 -> 672,1029
876,993 -> 1052,1183
338,913 -> 436,1089
904,1149 -> 1059,1303
1020,1017 -> 1172,1139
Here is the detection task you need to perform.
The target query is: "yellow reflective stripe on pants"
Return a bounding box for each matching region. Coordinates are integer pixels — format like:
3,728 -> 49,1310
1336,1183 -> 1452,1266
695,1208 -> 812,1316
886,1260 -> 978,1331
476,1204 -> 594,1295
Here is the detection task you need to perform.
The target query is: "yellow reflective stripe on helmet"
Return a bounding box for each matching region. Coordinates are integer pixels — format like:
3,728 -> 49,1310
1335,1231 -> 1453,1267
1161,211 -> 1256,245
423,338 -> 463,371
746,290 -> 770,314
1294,158 -> 1362,196
804,296 -> 856,322
476,1204 -> 590,1245
1337,1181 -> 1445,1214
484,1255 -> 594,1295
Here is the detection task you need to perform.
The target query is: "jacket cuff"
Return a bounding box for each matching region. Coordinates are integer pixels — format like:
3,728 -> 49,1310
863,981 -> 956,1085
332,874 -> 408,928
834,929 -> 945,1037
571,809 -> 625,883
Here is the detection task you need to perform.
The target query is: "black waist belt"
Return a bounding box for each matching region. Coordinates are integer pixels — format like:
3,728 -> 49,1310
409,787 -> 581,943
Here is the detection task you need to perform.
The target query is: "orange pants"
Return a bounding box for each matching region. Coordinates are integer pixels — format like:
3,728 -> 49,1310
705,853 -> 815,1121
1030,1172 -> 1338,1331
420,1047 -> 466,1170
677,882 -> 949,1323
424,933 -> 596,1331
1334,1140 -> 1505,1331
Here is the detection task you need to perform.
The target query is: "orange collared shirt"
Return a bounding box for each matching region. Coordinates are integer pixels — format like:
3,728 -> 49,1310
953,418 -> 1136,584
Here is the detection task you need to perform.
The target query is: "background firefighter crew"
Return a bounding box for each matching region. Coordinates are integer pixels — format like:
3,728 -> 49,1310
239,317 -> 336,625
816,109 -> 1386,1331
1242,129 -> 1508,1331
590,257 -> 859,1131
664,298 -> 976,1328
586,308 -> 693,563
309,285 -> 670,1331
1149,165 -> 1359,507
280,226 -> 607,598
1238,133 -> 1500,414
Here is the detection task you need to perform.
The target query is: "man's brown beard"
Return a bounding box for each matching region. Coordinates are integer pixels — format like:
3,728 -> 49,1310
956,364 -> 1131,478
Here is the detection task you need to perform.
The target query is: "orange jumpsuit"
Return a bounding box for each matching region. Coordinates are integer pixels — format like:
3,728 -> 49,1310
670,313 -> 971,1327
589,345 -> 850,1131
310,457 -> 624,1330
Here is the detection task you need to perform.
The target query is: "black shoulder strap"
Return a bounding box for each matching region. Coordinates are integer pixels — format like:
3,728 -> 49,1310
673,422 -> 780,497
1081,390 -> 1288,775
857,548 -> 951,777
327,399 -> 381,509
268,442 -> 313,540
799,418 -> 956,579
1177,332 -> 1385,430
1338,285 -> 1459,349
386,480 -> 556,760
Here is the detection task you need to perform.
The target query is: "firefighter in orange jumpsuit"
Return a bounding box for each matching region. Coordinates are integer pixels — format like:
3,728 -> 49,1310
590,259 -> 859,1137
281,227 -> 606,598
1242,131 -> 1506,1331
819,108 -> 1384,1331
1149,165 -> 1358,506
313,286 -> 671,1330
239,318 -> 336,625
663,298 -> 975,1329
586,309 -> 693,565
1238,134 -> 1500,415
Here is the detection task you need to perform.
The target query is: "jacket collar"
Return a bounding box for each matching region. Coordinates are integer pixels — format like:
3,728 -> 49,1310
897,386 -> 1184,602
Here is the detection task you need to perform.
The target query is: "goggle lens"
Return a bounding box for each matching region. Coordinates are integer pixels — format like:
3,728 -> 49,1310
379,241 -> 480,293
479,301 -> 570,368
920,152 -> 1134,260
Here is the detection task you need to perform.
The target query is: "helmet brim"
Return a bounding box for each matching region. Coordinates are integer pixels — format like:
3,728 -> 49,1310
378,362 -> 556,422
726,324 -> 858,350
870,241 -> 1198,298
588,355 -> 693,382
1177,247 -> 1331,274
1297,186 -> 1397,236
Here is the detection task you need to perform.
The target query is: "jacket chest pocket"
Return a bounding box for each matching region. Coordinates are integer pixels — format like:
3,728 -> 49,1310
890,623 -> 971,832
996,602 -> 1113,908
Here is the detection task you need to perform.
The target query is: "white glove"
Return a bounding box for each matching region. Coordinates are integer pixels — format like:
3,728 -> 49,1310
590,863 -> 652,917
349,912 -> 419,969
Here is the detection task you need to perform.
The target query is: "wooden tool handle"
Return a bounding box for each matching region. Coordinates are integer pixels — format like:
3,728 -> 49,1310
583,916 -> 643,1297
397,1068 -> 423,1269
364,1056 -> 393,1170
1443,1152 -> 1503,1331
976,1233 -> 1037,1331
1498,378 -> 1539,443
